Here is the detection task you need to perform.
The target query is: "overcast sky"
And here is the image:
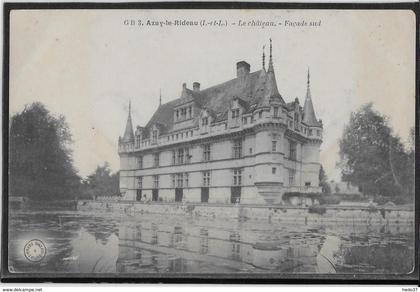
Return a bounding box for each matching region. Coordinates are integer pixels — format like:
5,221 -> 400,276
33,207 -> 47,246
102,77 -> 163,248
10,9 -> 416,180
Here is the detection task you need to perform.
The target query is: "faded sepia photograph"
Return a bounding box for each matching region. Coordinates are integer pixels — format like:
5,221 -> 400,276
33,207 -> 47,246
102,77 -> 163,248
4,7 -> 416,281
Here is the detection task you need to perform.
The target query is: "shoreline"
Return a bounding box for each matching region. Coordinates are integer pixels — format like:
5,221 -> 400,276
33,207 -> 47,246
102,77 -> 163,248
77,200 -> 414,225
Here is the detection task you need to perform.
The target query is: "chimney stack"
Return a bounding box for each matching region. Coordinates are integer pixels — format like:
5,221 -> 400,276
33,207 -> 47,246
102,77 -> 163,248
236,61 -> 250,79
193,82 -> 200,92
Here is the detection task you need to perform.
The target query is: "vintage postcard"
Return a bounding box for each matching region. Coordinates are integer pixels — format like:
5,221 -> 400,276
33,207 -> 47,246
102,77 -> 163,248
2,4 -> 417,283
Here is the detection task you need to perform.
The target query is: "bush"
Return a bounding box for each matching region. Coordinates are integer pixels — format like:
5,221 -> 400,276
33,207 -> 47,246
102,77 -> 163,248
308,205 -> 326,215
318,195 -> 341,205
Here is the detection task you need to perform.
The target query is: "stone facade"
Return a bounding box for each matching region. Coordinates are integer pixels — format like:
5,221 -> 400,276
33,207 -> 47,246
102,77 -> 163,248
118,41 -> 323,204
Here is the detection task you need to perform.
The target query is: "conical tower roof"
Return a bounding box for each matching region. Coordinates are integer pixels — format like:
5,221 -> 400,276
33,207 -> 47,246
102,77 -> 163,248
259,39 -> 285,106
302,69 -> 320,126
122,101 -> 134,142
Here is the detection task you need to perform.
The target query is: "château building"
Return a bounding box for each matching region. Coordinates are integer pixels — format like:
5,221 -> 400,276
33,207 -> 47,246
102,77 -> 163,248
118,41 -> 323,204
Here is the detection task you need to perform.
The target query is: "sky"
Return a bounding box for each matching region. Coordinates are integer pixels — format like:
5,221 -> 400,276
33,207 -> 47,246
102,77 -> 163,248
9,9 -> 416,180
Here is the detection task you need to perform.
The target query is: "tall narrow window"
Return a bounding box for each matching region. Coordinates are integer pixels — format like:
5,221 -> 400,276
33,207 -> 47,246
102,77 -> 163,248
153,175 -> 159,188
137,156 -> 143,169
272,141 -> 277,152
135,135 -> 141,148
233,169 -> 242,186
203,144 -> 211,161
185,148 -> 191,164
203,171 -> 211,187
152,130 -> 158,144
137,176 -> 142,189
233,138 -> 242,159
176,173 -> 183,188
172,151 -> 176,165
294,112 -> 299,130
289,141 -> 297,160
153,152 -> 160,167
273,107 -> 279,117
177,148 -> 184,165
171,174 -> 176,188
288,169 -> 295,186
184,173 -> 189,188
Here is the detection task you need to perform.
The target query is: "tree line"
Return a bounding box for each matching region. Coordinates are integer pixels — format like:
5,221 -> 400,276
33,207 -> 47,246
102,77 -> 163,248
9,102 -> 119,201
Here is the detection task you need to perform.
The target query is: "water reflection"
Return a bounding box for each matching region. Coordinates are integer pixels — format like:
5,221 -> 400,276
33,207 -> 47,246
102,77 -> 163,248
8,211 -> 414,274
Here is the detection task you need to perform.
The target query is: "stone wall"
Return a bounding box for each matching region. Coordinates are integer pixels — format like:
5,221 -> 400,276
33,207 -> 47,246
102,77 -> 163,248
77,200 -> 414,225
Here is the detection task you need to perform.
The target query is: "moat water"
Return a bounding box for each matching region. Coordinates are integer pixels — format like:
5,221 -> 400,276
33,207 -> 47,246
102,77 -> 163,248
8,210 -> 414,275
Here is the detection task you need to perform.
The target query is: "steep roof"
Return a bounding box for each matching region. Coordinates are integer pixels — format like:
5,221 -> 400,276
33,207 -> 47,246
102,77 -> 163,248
122,101 -> 134,142
302,70 -> 321,126
141,68 -> 279,136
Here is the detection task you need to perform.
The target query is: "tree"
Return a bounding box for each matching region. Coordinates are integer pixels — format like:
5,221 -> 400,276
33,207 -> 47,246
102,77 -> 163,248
318,165 -> 331,194
81,162 -> 120,199
9,102 -> 80,200
338,103 -> 413,201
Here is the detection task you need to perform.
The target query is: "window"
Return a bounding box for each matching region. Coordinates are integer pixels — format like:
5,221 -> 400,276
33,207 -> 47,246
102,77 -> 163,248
273,107 -> 279,117
203,171 -> 211,187
185,148 -> 191,164
135,135 -> 141,148
243,117 -> 247,124
153,175 -> 159,188
176,110 -> 179,121
171,174 -> 176,188
249,147 -> 253,154
294,112 -> 299,130
233,138 -> 242,159
137,176 -> 143,189
184,173 -> 189,188
188,106 -> 192,118
137,156 -> 143,169
233,169 -> 242,186
288,169 -> 295,186
259,111 -> 263,119
203,144 -> 211,161
317,130 -> 321,136
172,151 -> 176,165
153,153 -> 160,167
176,173 -> 183,188
309,129 -> 313,136
232,109 -> 240,119
202,117 -> 208,126
177,148 -> 184,165
305,182 -> 311,187
289,141 -> 297,160
152,130 -> 158,144
272,141 -> 277,152
272,168 -> 276,174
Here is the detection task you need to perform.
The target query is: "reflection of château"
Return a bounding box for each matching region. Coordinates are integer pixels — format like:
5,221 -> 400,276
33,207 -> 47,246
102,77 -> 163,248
116,220 -> 325,273
118,40 -> 323,204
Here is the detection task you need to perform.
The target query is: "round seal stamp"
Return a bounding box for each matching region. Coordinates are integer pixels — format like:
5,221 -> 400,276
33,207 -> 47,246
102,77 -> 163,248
24,239 -> 47,262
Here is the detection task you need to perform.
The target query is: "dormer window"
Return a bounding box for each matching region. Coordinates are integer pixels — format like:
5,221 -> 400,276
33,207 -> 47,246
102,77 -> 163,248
152,130 -> 158,144
294,112 -> 299,130
202,117 -> 209,126
135,134 -> 141,148
232,109 -> 240,119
